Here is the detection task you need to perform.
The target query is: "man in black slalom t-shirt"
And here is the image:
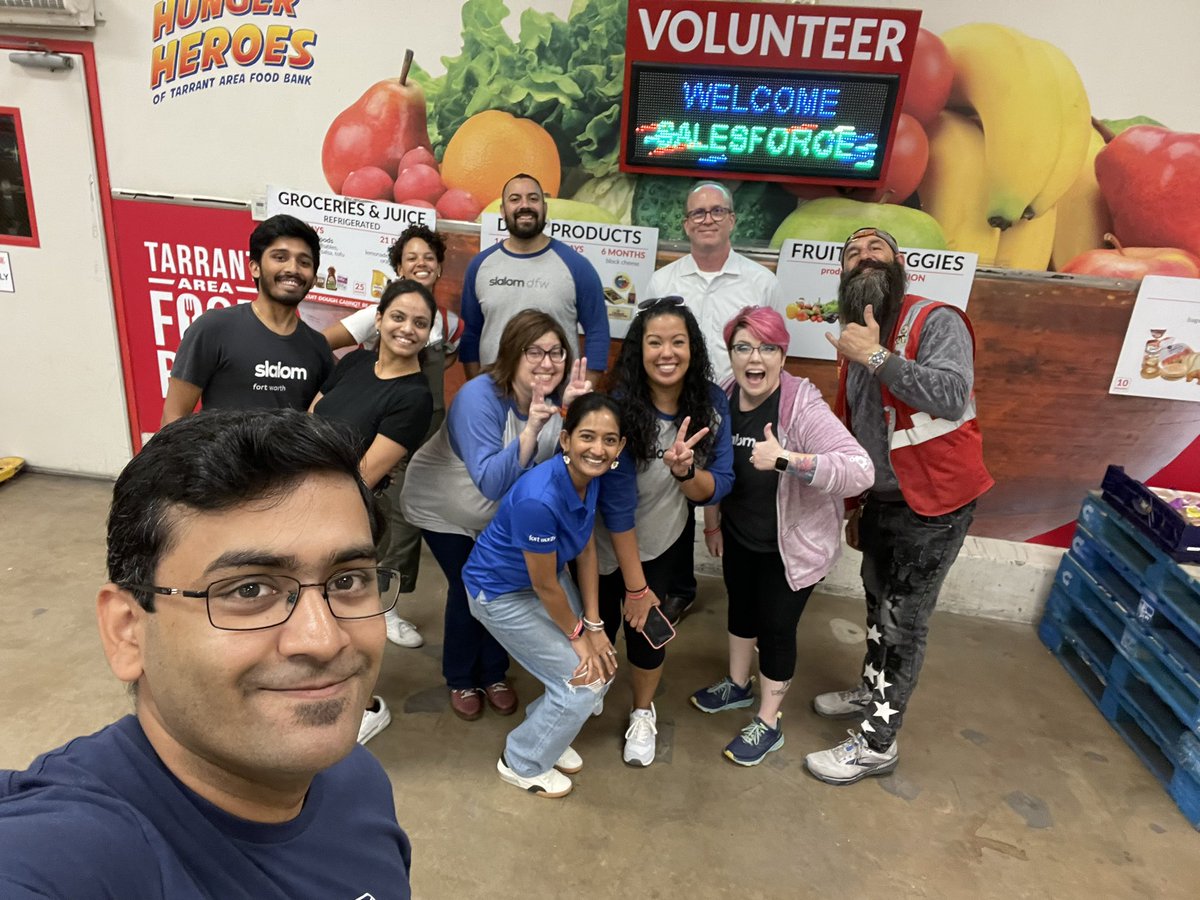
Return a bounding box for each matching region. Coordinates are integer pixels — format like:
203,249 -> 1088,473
161,214 -> 334,425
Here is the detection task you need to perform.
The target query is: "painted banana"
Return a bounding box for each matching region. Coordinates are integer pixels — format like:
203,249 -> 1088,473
1026,39 -> 1092,218
1050,129 -> 1112,270
918,110 -> 1001,265
995,207 -> 1058,271
941,23 -> 1064,230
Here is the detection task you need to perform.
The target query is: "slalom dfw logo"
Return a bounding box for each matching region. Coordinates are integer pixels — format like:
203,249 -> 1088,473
254,359 -> 309,380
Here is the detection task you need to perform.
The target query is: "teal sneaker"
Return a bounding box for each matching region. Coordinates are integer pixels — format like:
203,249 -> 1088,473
690,676 -> 755,714
723,715 -> 784,766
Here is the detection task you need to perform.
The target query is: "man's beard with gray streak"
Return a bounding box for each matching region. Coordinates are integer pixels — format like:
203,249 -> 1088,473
837,258 -> 907,327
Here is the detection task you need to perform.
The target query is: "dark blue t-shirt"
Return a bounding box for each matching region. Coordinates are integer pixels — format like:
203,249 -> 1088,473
0,716 -> 412,899
462,454 -> 598,600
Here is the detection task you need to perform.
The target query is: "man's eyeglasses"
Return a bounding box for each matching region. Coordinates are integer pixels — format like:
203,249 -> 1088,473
129,566 -> 403,631
685,205 -> 732,224
730,342 -> 783,359
637,295 -> 686,311
523,345 -> 567,364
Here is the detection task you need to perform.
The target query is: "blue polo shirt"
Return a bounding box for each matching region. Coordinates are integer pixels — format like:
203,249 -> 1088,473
463,455 -> 599,601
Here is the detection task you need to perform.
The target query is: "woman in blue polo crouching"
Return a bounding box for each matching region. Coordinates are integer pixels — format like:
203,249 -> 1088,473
462,394 -> 625,798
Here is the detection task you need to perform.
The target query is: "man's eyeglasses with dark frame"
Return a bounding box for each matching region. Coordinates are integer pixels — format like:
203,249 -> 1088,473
128,566 -> 403,631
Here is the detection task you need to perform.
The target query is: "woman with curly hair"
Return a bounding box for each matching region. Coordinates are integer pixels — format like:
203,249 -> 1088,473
596,297 -> 734,766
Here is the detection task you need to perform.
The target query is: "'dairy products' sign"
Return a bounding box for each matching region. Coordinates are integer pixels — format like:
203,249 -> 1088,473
479,214 -> 659,339
266,185 -> 434,309
774,239 -> 977,360
150,0 -> 320,104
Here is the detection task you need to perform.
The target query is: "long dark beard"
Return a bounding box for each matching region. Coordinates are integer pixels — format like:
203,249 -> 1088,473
838,259 -> 905,326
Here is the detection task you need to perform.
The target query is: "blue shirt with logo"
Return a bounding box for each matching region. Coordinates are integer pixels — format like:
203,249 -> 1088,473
463,454 -> 598,601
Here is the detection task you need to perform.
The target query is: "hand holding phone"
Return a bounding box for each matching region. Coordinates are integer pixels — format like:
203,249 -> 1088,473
640,605 -> 676,649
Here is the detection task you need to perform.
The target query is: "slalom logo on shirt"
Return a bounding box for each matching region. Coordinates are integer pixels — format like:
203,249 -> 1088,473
254,360 -> 309,380
487,275 -> 551,290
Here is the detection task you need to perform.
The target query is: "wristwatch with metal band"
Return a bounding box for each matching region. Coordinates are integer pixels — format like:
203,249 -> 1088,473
866,347 -> 891,374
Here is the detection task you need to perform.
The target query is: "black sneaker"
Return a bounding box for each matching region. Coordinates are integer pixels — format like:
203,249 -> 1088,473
724,716 -> 784,766
690,676 -> 755,714
659,593 -> 694,625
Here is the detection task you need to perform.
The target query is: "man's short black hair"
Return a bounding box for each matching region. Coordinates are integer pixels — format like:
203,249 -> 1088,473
249,214 -> 321,271
107,409 -> 383,610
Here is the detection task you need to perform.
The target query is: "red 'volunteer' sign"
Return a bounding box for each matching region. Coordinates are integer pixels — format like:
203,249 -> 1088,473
620,0 -> 922,185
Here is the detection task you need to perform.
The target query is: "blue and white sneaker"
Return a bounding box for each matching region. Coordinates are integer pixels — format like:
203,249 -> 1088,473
690,676 -> 755,714
723,715 -> 784,766
805,730 -> 898,785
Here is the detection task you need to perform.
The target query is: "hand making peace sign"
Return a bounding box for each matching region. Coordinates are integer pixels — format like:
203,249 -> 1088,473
662,415 -> 711,479
561,356 -> 593,408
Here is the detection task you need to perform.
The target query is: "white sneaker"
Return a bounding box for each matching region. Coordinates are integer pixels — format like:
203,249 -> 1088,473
805,730 -> 898,785
623,704 -> 658,767
497,755 -> 572,798
357,696 -> 392,745
812,684 -> 872,718
554,745 -> 583,774
385,611 -> 424,648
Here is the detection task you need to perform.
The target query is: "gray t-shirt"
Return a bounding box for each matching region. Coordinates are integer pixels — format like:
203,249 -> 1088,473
170,301 -> 333,411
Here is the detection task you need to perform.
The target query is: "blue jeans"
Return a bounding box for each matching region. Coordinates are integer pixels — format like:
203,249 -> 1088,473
857,496 -> 975,749
468,570 -> 605,778
422,530 -> 509,690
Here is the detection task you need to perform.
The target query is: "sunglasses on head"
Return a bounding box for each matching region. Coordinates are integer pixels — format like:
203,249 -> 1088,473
637,295 -> 686,312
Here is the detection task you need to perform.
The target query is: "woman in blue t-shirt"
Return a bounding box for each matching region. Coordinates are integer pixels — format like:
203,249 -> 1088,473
462,394 -> 625,799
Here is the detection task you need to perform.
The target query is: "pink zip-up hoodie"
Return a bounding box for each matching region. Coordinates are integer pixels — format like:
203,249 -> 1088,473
722,372 -> 875,590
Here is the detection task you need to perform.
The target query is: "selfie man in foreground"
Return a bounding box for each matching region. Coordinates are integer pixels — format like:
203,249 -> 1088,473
0,410 -> 413,898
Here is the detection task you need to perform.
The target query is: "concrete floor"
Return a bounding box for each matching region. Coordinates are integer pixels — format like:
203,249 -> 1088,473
1,473 -> 1197,899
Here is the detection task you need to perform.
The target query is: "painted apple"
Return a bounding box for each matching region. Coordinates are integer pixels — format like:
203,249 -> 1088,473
1061,234 -> 1200,279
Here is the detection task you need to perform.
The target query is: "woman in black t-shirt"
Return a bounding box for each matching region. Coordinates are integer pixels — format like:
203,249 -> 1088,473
310,278 -> 435,491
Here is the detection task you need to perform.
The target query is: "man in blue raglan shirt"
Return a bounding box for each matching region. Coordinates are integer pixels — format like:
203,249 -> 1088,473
459,173 -> 610,385
0,409 -> 413,899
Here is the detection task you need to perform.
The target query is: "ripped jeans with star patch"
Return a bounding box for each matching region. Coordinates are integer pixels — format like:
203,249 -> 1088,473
855,496 -> 976,751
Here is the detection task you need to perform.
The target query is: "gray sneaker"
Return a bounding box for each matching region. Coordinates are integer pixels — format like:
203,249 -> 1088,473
812,684 -> 873,718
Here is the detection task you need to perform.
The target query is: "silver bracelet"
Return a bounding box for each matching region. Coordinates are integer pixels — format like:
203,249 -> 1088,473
582,617 -> 605,631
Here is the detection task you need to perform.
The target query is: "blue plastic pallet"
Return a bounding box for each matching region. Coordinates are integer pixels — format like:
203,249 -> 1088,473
1040,594 -> 1200,828
1052,554 -> 1200,736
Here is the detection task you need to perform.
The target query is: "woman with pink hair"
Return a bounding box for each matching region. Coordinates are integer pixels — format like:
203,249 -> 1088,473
690,305 -> 874,766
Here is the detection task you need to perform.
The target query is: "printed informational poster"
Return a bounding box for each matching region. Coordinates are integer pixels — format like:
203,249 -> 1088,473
479,213 -> 659,339
1109,275 -> 1200,402
774,240 -> 978,360
265,185 -> 434,312
0,251 -> 13,293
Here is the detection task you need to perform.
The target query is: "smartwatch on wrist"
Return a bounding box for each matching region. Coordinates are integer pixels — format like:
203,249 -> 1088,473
672,463 -> 696,482
774,453 -> 790,473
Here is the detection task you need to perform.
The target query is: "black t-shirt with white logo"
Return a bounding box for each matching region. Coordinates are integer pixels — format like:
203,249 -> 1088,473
722,385 -> 781,553
170,301 -> 333,411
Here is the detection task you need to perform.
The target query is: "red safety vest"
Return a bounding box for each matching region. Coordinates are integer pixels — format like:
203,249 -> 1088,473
835,295 -> 994,516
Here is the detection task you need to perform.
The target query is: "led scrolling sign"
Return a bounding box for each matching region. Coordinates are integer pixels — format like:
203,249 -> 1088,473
629,65 -> 897,181
620,1 -> 921,187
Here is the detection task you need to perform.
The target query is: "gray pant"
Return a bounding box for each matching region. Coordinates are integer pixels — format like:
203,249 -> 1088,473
856,496 -> 975,749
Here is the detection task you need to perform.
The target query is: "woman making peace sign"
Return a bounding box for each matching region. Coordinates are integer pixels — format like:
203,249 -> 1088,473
595,297 -> 733,767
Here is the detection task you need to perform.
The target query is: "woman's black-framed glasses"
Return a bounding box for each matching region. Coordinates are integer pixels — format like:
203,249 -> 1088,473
523,345 -> 568,364
637,294 -> 686,312
128,566 -> 403,631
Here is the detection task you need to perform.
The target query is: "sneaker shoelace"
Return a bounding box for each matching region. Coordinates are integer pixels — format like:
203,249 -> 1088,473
486,682 -> 511,694
738,719 -> 770,746
836,730 -> 867,763
707,678 -> 739,703
625,713 -> 657,741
